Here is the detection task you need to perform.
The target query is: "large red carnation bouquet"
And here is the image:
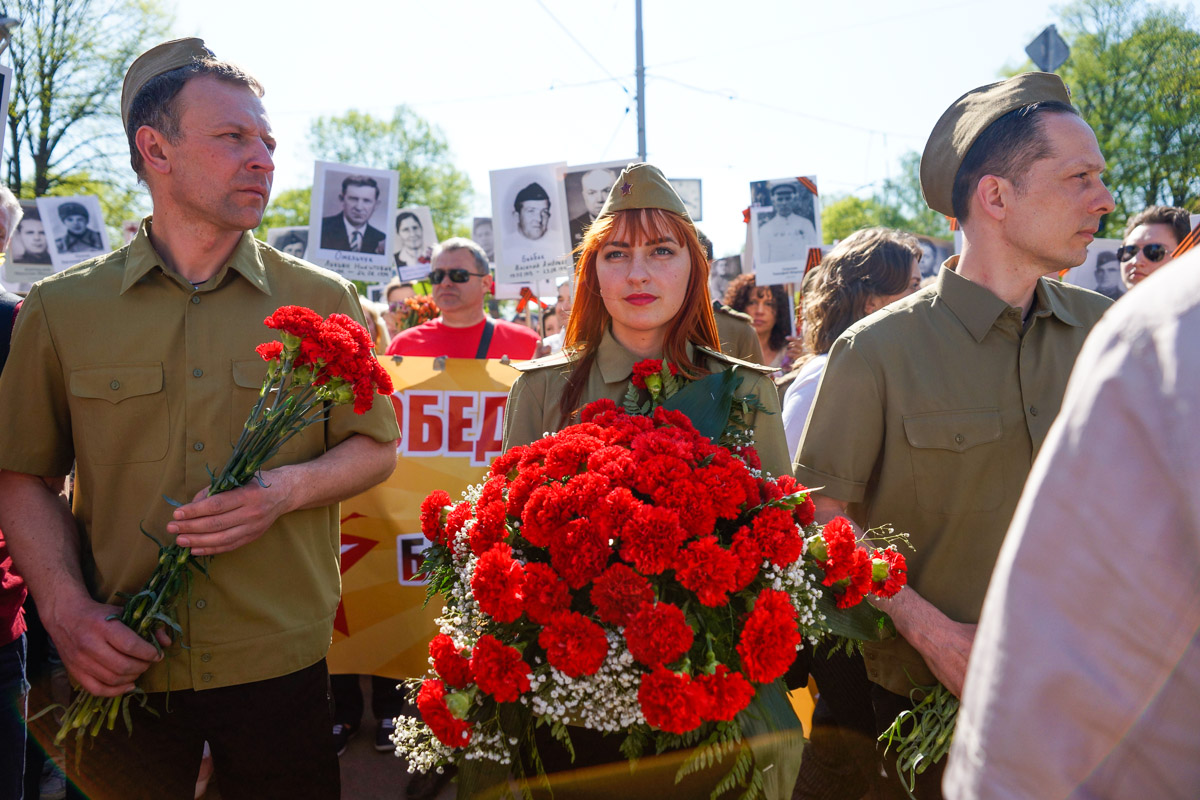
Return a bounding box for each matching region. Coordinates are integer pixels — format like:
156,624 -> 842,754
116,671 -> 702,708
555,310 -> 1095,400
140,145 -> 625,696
53,305 -> 393,746
395,359 -> 907,799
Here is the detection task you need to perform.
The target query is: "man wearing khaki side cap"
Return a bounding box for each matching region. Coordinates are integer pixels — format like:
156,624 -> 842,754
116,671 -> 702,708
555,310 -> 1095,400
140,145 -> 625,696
0,39 -> 399,798
792,73 -> 1115,799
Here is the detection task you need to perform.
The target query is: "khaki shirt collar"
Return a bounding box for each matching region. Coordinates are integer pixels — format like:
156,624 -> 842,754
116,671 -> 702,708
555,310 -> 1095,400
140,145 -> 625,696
595,327 -> 697,384
120,217 -> 272,296
936,256 -> 1081,343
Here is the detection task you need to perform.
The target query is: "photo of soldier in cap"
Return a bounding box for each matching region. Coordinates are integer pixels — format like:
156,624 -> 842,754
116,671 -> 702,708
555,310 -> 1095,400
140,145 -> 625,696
37,194 -> 110,270
749,177 -> 820,282
1062,238 -> 1124,301
489,162 -> 572,283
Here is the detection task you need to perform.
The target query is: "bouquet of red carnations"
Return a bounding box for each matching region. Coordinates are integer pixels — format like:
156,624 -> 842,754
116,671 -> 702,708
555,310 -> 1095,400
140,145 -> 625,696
396,360 -> 907,800
53,305 -> 393,747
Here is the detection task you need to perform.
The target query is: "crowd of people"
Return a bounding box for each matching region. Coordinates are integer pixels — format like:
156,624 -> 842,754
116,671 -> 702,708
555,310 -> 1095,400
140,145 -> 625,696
0,34 -> 1197,800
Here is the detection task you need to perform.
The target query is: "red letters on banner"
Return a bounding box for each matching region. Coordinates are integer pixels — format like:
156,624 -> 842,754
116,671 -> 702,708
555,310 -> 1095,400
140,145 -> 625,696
392,390 -> 509,466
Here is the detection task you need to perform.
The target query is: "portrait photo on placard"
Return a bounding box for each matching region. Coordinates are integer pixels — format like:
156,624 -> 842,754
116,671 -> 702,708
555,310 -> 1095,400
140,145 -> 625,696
749,176 -> 821,284
561,159 -> 628,250
490,162 -> 572,284
2,201 -> 52,288
709,254 -> 744,304
472,216 -> 495,263
307,161 -> 399,283
267,226 -> 309,259
392,206 -> 438,281
668,178 -> 702,222
915,235 -> 954,280
1062,238 -> 1124,301
37,195 -> 110,271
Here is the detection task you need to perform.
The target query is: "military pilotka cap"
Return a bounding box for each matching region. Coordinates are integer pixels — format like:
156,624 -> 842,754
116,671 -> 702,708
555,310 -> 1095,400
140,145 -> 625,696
919,72 -> 1072,217
121,37 -> 214,130
596,163 -> 693,224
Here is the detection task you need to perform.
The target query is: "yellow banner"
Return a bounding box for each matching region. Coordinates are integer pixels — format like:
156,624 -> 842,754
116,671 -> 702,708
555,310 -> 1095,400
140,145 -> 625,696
328,356 -> 520,679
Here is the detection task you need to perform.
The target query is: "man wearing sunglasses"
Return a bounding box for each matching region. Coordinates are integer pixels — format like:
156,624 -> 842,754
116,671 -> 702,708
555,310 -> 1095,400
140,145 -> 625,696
384,238 -> 539,359
1119,205 -> 1193,290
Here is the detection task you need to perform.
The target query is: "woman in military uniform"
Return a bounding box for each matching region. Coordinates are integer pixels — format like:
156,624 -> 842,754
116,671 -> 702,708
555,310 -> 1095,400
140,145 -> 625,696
501,163 -> 791,480
499,162 -> 800,799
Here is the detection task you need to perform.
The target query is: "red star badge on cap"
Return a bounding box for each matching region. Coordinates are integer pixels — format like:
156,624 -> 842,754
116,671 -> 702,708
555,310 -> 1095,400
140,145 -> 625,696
620,181 -> 633,196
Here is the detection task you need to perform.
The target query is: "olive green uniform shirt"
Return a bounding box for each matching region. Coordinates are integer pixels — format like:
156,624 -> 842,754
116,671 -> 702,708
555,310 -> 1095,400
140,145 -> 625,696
713,303 -> 765,364
0,221 -> 401,692
503,329 -> 792,480
793,263 -> 1110,695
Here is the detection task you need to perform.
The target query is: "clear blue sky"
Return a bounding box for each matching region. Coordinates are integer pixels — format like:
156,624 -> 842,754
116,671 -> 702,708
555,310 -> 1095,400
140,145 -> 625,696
175,0 -> 1064,257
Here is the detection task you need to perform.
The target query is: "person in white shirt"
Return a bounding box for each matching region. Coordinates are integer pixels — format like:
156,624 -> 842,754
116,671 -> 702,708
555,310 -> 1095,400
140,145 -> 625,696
944,248 -> 1200,800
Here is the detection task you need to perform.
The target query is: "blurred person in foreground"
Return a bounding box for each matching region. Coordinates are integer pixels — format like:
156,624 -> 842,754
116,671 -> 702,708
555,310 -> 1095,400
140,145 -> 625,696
0,39 -> 399,799
793,73 -> 1114,798
944,247 -> 1200,800
1118,204 -> 1193,290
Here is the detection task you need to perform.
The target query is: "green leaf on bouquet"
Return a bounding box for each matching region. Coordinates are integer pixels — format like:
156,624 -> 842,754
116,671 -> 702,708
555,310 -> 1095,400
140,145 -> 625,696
664,368 -> 742,443
815,588 -> 896,642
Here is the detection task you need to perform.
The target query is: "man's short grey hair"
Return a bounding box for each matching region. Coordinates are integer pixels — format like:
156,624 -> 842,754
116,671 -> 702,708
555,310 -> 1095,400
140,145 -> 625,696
0,186 -> 23,249
432,237 -> 490,274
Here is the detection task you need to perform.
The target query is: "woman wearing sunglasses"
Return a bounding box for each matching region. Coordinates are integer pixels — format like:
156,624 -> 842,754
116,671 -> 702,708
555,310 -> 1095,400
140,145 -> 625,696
383,238 -> 539,359
1119,205 -> 1193,290
502,163 -> 791,480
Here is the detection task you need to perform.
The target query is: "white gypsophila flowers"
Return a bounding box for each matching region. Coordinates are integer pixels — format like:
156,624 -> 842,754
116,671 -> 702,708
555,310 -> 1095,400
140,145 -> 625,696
392,714 -> 453,774
524,630 -> 645,732
762,552 -> 827,645
461,724 -> 513,765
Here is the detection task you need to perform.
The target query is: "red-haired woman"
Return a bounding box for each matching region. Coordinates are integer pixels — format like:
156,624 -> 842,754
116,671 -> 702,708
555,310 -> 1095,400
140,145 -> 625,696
501,164 -> 790,479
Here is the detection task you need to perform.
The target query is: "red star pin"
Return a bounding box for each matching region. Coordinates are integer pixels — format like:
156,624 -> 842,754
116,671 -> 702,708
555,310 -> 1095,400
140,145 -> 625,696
620,181 -> 633,196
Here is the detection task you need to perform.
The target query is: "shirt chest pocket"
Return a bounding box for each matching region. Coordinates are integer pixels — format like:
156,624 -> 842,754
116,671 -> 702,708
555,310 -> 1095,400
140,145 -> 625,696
230,359 -> 303,457
903,409 -> 1003,514
70,363 -> 169,465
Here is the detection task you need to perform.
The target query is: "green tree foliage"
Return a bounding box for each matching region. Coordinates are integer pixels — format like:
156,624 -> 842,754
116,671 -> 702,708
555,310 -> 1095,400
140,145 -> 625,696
3,0 -> 172,198
306,106 -> 472,239
1056,0 -> 1200,233
821,152 -> 952,243
255,187 -> 312,240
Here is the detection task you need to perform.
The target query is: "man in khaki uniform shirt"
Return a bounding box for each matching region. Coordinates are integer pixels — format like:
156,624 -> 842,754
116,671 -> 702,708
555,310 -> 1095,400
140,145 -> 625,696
794,74 -> 1114,798
0,40 -> 399,799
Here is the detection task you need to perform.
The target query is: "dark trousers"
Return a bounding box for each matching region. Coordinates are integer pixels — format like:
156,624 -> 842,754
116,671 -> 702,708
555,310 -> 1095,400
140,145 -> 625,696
0,634 -> 26,800
47,659 -> 339,800
793,647 -> 886,800
330,672 -> 406,725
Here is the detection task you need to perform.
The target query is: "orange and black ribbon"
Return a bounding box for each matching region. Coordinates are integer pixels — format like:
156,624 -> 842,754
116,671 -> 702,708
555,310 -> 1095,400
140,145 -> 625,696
515,287 -> 548,312
1172,223 -> 1200,259
805,248 -> 823,275
947,216 -> 959,231
797,177 -> 819,196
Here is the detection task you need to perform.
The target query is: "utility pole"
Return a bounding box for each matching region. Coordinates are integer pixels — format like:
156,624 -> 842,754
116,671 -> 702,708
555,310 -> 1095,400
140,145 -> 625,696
635,0 -> 646,161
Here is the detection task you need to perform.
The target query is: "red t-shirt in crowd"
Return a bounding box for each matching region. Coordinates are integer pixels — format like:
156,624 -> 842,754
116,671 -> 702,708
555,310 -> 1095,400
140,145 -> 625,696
385,317 -> 539,360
